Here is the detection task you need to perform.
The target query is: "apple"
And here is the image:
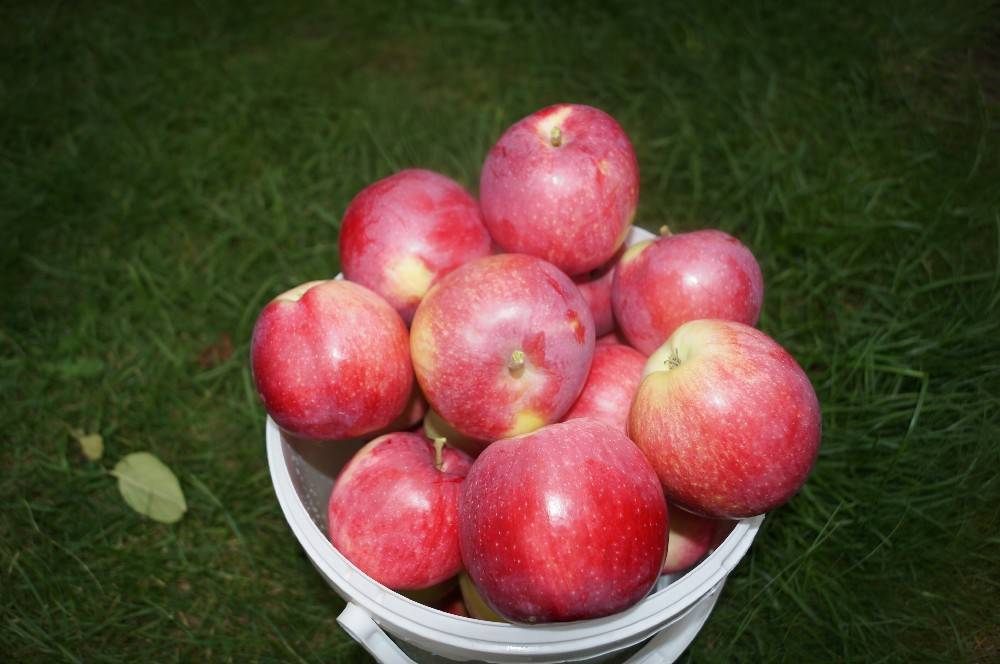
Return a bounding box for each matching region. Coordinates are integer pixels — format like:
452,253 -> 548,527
340,169 -> 492,324
410,253 -> 595,441
479,103 -> 639,276
287,386 -> 426,478
612,229 -> 764,355
458,572 -> 505,622
393,387 -> 429,431
628,319 -> 821,518
661,506 -> 719,574
251,280 -> 412,441
327,432 -> 472,589
597,330 -> 630,346
561,343 -> 645,432
459,418 -> 668,623
711,518 -> 738,548
438,589 -> 469,617
572,245 -> 623,337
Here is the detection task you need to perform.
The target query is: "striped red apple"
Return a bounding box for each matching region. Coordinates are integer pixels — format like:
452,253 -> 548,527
459,418 -> 668,623
612,229 -> 764,355
327,432 -> 472,590
340,169 -> 491,324
410,253 -> 595,442
561,343 -> 645,432
251,280 -> 412,441
629,319 -> 821,518
480,103 -> 639,276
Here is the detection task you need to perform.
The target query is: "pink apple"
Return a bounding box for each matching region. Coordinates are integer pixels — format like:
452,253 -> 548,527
340,169 -> 491,324
459,418 -> 668,623
661,506 -> 719,574
327,432 -> 472,589
612,229 -> 764,355
561,343 -> 645,432
628,320 -> 821,518
572,245 -> 623,337
251,280 -> 412,441
597,330 -> 630,346
410,253 -> 595,441
479,103 -> 639,276
392,387 -> 429,431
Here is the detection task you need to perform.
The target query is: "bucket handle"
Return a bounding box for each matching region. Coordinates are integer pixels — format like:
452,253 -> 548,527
338,602 -> 416,664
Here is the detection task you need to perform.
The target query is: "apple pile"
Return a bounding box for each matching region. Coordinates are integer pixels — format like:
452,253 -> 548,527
251,103 -> 821,624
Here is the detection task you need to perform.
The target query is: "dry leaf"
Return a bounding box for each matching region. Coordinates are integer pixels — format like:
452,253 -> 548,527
111,452 -> 187,524
70,428 -> 104,461
197,333 -> 234,369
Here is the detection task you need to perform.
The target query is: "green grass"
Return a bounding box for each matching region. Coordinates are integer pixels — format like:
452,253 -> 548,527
2,0 -> 999,661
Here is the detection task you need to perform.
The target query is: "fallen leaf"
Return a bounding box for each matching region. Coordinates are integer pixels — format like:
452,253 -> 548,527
111,452 -> 187,524
197,333 -> 234,369
70,429 -> 104,461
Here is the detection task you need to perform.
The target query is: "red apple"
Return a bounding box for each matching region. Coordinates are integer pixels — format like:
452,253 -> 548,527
410,254 -> 595,441
340,169 -> 492,324
628,320 -> 821,518
572,245 -> 623,337
438,589 -> 469,617
479,103 -> 639,276
612,229 -> 764,355
327,432 -> 472,589
561,343 -> 645,432
459,418 -> 668,623
251,280 -> 412,441
661,506 -> 719,574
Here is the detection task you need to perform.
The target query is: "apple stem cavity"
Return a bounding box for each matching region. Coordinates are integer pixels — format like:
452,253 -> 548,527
550,126 -> 563,148
659,225 -> 673,237
433,436 -> 447,470
508,349 -> 526,377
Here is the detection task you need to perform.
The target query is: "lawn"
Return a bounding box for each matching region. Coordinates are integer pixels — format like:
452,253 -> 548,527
2,0 -> 999,661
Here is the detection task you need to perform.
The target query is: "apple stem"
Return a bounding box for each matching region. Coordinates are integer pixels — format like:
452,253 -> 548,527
508,349 -> 526,376
433,436 -> 446,470
550,126 -> 562,147
659,225 -> 673,237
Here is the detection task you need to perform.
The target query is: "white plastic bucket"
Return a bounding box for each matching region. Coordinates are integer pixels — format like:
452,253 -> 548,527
264,226 -> 764,663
